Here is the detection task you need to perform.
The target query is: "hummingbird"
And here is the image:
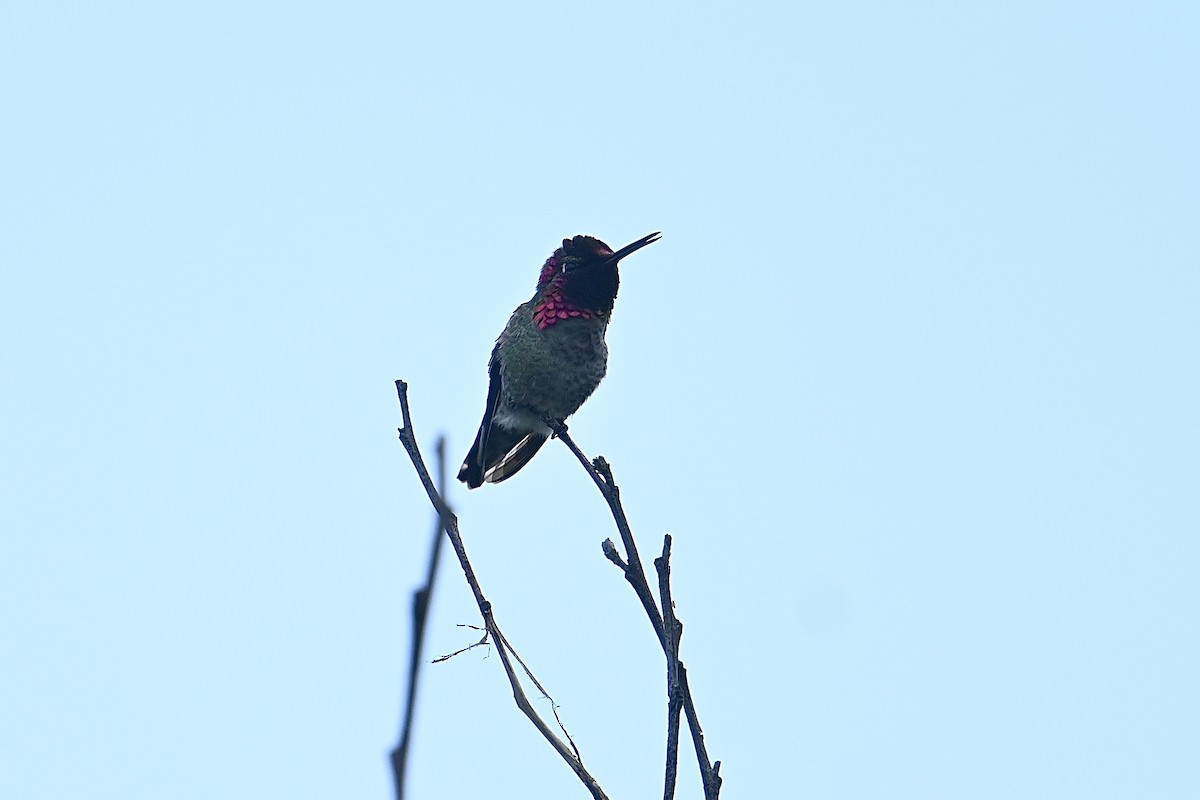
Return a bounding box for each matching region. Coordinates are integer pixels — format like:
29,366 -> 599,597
457,232 -> 662,489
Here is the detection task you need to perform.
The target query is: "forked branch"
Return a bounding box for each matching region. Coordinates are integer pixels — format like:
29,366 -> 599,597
394,380 -> 608,800
553,430 -> 723,800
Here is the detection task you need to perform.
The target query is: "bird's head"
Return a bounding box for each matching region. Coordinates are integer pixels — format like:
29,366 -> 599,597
533,232 -> 661,325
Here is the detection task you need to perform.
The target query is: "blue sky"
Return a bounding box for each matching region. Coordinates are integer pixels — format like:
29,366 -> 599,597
2,1 -> 1197,798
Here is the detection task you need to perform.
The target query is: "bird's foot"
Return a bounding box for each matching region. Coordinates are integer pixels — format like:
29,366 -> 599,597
545,418 -> 569,439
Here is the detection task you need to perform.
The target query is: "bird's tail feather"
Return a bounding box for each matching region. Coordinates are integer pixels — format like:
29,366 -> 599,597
484,432 -> 548,484
458,423 -> 549,488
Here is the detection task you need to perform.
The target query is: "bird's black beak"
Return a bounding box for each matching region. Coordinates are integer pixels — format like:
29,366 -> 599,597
604,231 -> 662,266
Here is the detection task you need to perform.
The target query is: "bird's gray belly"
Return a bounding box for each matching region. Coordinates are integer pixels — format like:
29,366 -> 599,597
501,320 -> 608,423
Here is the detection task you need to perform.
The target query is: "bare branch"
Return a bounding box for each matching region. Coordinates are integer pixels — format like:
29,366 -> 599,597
391,436 -> 450,800
552,433 -> 665,642
553,428 -> 723,799
394,380 -> 609,800
492,627 -> 585,764
679,665 -> 721,799
656,535 -> 684,800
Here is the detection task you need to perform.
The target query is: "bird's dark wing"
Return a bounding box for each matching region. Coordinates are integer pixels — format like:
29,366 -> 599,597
457,348 -> 504,489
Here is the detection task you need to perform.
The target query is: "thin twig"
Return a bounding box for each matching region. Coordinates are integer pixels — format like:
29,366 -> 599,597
394,380 -> 609,800
391,436 -> 450,800
553,428 -> 723,799
492,627 -> 585,763
431,629 -> 490,663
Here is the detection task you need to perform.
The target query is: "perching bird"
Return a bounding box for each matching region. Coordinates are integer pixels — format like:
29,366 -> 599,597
457,232 -> 661,488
